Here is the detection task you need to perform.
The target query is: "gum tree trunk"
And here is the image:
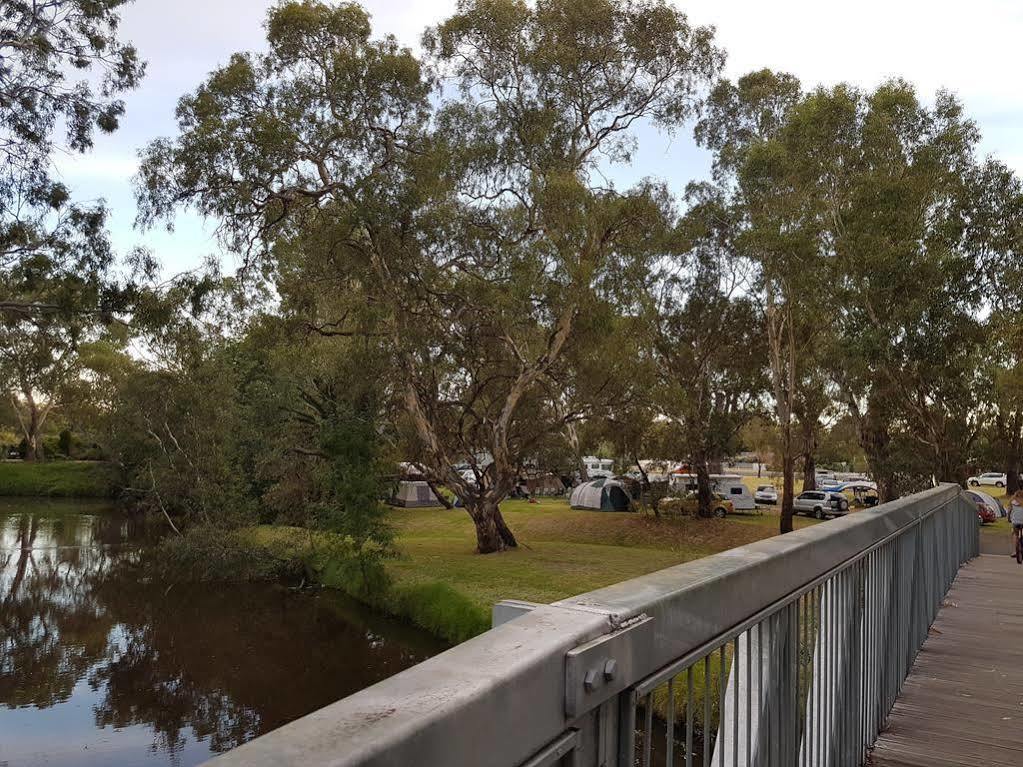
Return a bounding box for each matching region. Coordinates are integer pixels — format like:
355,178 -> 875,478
465,497 -> 517,553
800,417 -> 816,491
780,451 -> 795,533
695,455 -> 714,518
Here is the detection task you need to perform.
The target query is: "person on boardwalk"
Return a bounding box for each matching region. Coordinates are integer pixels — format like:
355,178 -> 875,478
1010,490 -> 1023,555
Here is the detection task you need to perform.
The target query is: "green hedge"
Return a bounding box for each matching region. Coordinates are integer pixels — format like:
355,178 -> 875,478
0,461 -> 116,498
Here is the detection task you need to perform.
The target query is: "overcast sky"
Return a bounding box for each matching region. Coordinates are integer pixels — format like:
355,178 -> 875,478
53,0 -> 1023,275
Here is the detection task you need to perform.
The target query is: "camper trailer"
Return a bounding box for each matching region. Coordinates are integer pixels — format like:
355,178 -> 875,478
581,456 -> 615,479
669,472 -> 756,512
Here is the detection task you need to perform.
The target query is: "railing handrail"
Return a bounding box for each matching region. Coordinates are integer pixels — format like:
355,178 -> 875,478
205,483 -> 976,767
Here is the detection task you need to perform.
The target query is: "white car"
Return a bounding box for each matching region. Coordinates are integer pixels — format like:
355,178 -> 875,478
793,490 -> 850,520
818,478 -> 842,489
968,472 -> 1006,489
965,490 -> 1005,519
754,485 -> 778,505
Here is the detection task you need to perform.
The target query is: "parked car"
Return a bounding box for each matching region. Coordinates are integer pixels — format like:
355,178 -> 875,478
968,472 -> 1006,488
661,493 -> 734,518
793,490 -> 850,520
754,485 -> 778,505
966,490 -> 1004,520
974,499 -> 998,524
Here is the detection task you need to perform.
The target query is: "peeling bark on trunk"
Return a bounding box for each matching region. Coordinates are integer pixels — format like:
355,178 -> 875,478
22,401 -> 44,462
799,414 -> 817,491
566,421 -> 588,482
465,497 -> 517,553
695,457 -> 713,518
780,451 -> 795,533
424,478 -> 453,509
766,286 -> 796,534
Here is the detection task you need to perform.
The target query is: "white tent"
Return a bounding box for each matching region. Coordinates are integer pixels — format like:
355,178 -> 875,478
569,478 -> 632,512
390,480 -> 443,508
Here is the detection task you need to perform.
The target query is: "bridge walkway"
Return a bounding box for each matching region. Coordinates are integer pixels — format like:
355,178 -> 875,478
871,554 -> 1023,766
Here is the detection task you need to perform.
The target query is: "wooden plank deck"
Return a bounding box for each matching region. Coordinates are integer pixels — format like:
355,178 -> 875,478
870,554 -> 1023,766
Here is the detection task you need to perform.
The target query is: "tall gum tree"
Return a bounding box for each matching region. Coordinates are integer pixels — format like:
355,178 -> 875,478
766,83 -> 992,489
693,69 -> 810,533
647,184 -> 766,517
136,0 -> 723,553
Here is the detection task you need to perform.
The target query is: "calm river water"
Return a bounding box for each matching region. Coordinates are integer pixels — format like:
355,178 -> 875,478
0,499 -> 445,767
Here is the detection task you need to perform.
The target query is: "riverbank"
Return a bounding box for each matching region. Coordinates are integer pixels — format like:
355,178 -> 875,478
0,460 -> 116,497
246,499 -> 821,644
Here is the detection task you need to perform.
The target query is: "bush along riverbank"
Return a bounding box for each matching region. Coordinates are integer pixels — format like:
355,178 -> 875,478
0,460 -> 117,497
243,526 -> 491,644
148,498 -> 822,646
147,524 -> 489,645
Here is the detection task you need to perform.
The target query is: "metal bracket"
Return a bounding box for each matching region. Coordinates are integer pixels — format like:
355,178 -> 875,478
564,615 -> 654,717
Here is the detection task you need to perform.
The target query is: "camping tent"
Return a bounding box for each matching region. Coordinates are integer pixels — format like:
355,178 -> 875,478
569,478 -> 632,512
390,480 -> 444,508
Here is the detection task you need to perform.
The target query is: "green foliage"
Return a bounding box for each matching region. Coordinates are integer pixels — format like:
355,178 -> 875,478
0,461 -> 115,497
1,0 -> 144,272
57,429 -> 72,457
386,582 -> 490,645
149,525 -> 306,584
136,0 -> 724,553
307,353 -> 397,596
0,1 -> 148,463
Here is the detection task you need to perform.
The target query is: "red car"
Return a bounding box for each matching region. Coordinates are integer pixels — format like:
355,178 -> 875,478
976,500 -> 997,524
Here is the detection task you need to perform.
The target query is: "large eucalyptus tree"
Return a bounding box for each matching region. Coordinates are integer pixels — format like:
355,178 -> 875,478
137,0 -> 722,552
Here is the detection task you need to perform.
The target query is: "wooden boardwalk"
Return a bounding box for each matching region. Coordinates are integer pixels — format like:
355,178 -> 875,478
870,554 -> 1023,766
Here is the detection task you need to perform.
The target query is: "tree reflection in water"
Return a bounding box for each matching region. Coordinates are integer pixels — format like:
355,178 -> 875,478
0,500 -> 444,767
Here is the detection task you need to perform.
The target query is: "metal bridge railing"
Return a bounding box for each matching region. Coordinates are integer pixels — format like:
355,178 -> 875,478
206,484 -> 978,767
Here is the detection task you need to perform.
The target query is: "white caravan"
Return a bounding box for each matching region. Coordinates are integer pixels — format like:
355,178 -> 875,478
582,456 -> 615,479
669,473 -> 757,512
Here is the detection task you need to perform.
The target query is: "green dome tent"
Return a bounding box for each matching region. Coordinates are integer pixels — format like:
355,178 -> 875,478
569,478 -> 631,512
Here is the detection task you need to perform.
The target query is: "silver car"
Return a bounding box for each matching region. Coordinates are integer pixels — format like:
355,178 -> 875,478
794,490 -> 850,520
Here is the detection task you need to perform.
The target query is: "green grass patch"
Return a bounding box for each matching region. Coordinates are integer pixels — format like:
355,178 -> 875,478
240,497 -> 824,644
0,460 -> 116,498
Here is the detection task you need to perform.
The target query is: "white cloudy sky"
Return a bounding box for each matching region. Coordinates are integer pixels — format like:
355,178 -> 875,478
54,0 -> 1023,275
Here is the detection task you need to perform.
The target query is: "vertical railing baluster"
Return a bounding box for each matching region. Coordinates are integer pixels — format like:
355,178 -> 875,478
667,677 -> 676,767
686,666 -> 694,767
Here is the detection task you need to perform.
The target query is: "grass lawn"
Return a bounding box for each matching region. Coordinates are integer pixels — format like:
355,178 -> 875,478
296,498 -> 822,642
0,460 -> 116,497
386,498 -> 819,610
247,497 -> 824,642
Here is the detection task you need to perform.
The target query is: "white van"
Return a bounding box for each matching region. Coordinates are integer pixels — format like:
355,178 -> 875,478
582,456 -> 615,479
669,473 -> 757,512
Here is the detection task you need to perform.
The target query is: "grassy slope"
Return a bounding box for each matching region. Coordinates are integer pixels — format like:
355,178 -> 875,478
0,460 -> 116,497
251,498 -> 822,643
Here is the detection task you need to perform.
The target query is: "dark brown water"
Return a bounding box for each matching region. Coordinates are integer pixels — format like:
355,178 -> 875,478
0,499 -> 446,767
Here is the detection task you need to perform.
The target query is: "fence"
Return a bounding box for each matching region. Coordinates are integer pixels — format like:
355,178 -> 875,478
206,484 -> 978,767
